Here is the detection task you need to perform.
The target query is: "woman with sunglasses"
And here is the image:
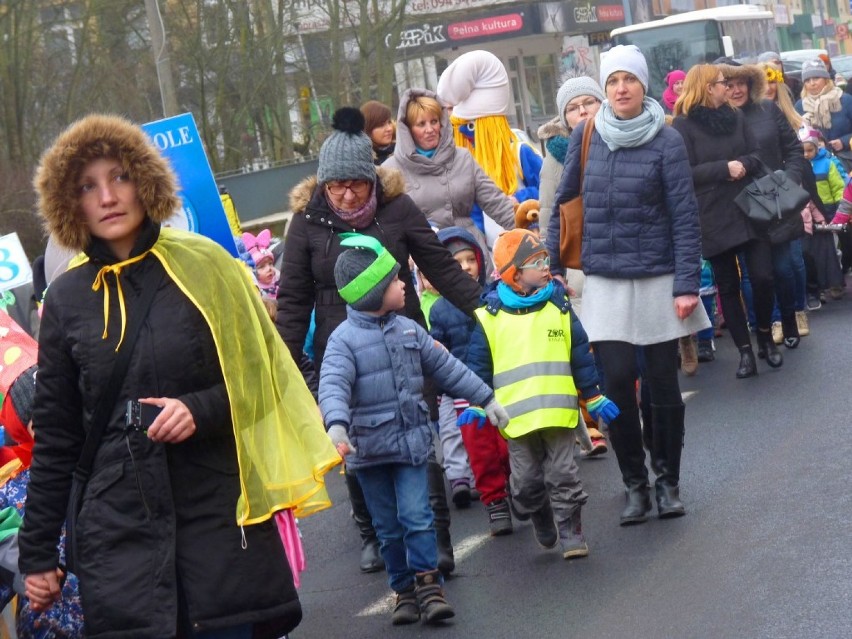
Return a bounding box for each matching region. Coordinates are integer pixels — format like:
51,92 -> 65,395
276,107 -> 483,578
673,64 -> 780,378
547,46 -> 708,526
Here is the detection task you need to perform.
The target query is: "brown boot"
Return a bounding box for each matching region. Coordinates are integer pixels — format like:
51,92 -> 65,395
679,335 -> 697,376
414,570 -> 455,624
391,585 -> 420,625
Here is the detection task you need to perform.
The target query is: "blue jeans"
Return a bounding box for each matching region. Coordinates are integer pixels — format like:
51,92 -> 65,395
356,463 -> 437,592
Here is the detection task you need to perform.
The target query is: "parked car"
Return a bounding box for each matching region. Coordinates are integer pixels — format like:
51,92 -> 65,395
780,48 -> 828,82
830,54 -> 852,85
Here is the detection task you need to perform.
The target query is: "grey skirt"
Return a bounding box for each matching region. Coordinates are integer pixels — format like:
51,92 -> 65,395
579,274 -> 711,345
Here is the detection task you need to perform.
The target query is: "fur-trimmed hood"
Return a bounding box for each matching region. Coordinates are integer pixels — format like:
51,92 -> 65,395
721,64 -> 767,106
288,166 -> 405,215
537,116 -> 569,141
34,114 -> 180,252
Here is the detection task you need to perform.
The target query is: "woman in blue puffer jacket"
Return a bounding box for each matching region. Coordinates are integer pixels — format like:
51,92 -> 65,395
546,46 -> 708,527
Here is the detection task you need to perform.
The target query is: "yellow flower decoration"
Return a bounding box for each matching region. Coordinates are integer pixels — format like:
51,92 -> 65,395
765,67 -> 784,84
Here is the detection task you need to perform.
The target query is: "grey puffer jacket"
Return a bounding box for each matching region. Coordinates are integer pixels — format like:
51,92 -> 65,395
319,308 -> 493,471
547,120 -> 702,297
382,88 -> 515,243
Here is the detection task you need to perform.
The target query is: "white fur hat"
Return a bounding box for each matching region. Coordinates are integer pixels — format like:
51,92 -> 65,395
437,50 -> 510,120
599,45 -> 649,94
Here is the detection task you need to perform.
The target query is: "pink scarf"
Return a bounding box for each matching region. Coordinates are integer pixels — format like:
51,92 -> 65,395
325,184 -> 378,230
663,70 -> 686,111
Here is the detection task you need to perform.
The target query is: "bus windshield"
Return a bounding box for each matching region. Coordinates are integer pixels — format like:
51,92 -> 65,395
613,20 -> 723,99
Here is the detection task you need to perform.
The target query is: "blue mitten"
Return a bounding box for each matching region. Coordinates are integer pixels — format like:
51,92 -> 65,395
586,395 -> 620,425
457,406 -> 487,430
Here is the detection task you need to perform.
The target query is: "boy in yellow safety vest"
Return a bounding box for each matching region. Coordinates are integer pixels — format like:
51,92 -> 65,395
465,229 -> 619,559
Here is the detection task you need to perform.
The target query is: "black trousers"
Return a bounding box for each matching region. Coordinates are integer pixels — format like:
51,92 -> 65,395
710,239 -> 774,349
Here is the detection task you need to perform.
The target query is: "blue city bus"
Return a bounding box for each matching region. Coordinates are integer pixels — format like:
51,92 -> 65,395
611,5 -> 779,99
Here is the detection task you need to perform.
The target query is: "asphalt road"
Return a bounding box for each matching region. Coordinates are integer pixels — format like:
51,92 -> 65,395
292,295 -> 852,639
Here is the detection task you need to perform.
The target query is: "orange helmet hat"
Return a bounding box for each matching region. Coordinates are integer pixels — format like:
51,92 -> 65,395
493,229 -> 547,289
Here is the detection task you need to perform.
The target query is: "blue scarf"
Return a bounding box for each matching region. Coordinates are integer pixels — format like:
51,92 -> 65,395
594,97 -> 665,151
497,281 -> 554,309
416,147 -> 436,158
546,135 -> 569,164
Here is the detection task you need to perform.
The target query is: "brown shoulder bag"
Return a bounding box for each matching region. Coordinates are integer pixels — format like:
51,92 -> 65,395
558,119 -> 595,270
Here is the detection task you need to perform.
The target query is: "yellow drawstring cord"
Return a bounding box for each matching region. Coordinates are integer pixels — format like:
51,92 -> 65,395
91,252 -> 150,352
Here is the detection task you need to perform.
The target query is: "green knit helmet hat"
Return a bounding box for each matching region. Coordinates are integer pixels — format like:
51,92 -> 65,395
334,233 -> 400,311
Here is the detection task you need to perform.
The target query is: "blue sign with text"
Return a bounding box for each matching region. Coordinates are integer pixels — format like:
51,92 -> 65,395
142,113 -> 237,256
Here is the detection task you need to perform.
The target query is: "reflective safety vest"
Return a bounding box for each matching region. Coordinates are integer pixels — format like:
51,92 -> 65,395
474,301 -> 579,439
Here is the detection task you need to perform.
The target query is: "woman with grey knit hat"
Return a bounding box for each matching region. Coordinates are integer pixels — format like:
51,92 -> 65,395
547,45 -> 708,526
537,75 -> 604,240
276,107 -> 485,578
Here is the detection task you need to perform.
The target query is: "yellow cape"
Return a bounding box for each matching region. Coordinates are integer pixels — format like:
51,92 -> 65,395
73,228 -> 340,525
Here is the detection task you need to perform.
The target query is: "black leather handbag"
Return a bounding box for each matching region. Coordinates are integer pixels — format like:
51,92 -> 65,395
734,161 -> 809,245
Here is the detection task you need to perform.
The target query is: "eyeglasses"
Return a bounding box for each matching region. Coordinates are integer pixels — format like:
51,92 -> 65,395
326,180 -> 372,196
519,256 -> 550,271
565,98 -> 600,115
710,79 -> 728,87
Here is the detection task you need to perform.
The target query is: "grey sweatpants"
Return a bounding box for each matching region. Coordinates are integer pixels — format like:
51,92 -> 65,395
437,394 -> 473,484
508,427 -> 588,524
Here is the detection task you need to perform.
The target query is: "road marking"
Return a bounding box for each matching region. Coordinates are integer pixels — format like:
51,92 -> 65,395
682,390 -> 698,402
355,532 -> 491,617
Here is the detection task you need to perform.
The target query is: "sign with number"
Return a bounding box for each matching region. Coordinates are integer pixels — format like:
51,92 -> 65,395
0,233 -> 32,293
142,113 -> 238,256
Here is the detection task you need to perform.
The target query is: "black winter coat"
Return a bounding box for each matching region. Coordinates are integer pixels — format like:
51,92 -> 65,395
672,106 -> 763,258
276,168 -> 482,366
20,221 -> 300,638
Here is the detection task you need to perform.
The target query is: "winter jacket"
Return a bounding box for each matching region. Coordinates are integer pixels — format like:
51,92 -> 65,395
810,149 -> 846,204
23,221 -> 300,638
275,167 -> 482,367
536,116 -> 570,241
467,280 -> 600,397
547,120 -> 701,297
796,91 -> 852,149
382,88 -> 515,246
429,227 -> 485,370
672,105 -> 764,258
319,308 -> 493,471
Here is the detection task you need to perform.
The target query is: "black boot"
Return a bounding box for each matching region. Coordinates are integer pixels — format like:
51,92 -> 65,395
781,314 -> 800,349
606,406 -> 652,526
697,339 -> 714,362
757,330 -> 783,368
652,404 -> 686,519
344,471 -> 384,573
428,461 -> 454,577
736,346 -> 758,379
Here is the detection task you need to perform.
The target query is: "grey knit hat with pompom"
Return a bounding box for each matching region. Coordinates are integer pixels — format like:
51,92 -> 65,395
318,107 -> 377,184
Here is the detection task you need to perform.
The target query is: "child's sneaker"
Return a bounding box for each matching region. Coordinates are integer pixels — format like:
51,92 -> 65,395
530,501 -> 558,549
485,498 -> 513,536
807,294 -> 822,311
450,479 -> 471,509
558,509 -> 589,560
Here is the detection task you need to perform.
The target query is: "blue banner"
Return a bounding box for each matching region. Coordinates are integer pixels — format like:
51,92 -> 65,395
142,113 -> 237,256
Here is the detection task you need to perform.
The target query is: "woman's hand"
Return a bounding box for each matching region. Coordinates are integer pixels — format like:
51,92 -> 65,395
829,139 -> 843,151
727,161 -> 746,180
25,569 -> 63,611
140,398 -> 197,444
674,295 -> 699,320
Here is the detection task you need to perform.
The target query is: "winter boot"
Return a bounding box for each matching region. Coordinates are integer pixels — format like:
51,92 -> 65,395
696,339 -> 715,362
736,346 -> 758,379
415,570 -> 455,624
558,509 -> 589,560
652,404 -> 686,519
781,313 -> 800,349
756,329 -> 783,368
391,585 -> 420,625
607,406 -> 652,526
450,478 -> 471,509
344,471 -> 384,573
485,498 -> 514,536
428,461 -> 455,576
529,499 -> 558,549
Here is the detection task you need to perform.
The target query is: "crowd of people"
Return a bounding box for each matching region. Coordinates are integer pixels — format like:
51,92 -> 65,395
0,43 -> 849,635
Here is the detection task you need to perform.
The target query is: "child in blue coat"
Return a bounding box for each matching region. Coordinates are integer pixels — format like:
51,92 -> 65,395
319,234 -> 508,626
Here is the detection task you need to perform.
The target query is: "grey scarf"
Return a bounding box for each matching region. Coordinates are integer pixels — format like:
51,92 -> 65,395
594,97 -> 666,151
